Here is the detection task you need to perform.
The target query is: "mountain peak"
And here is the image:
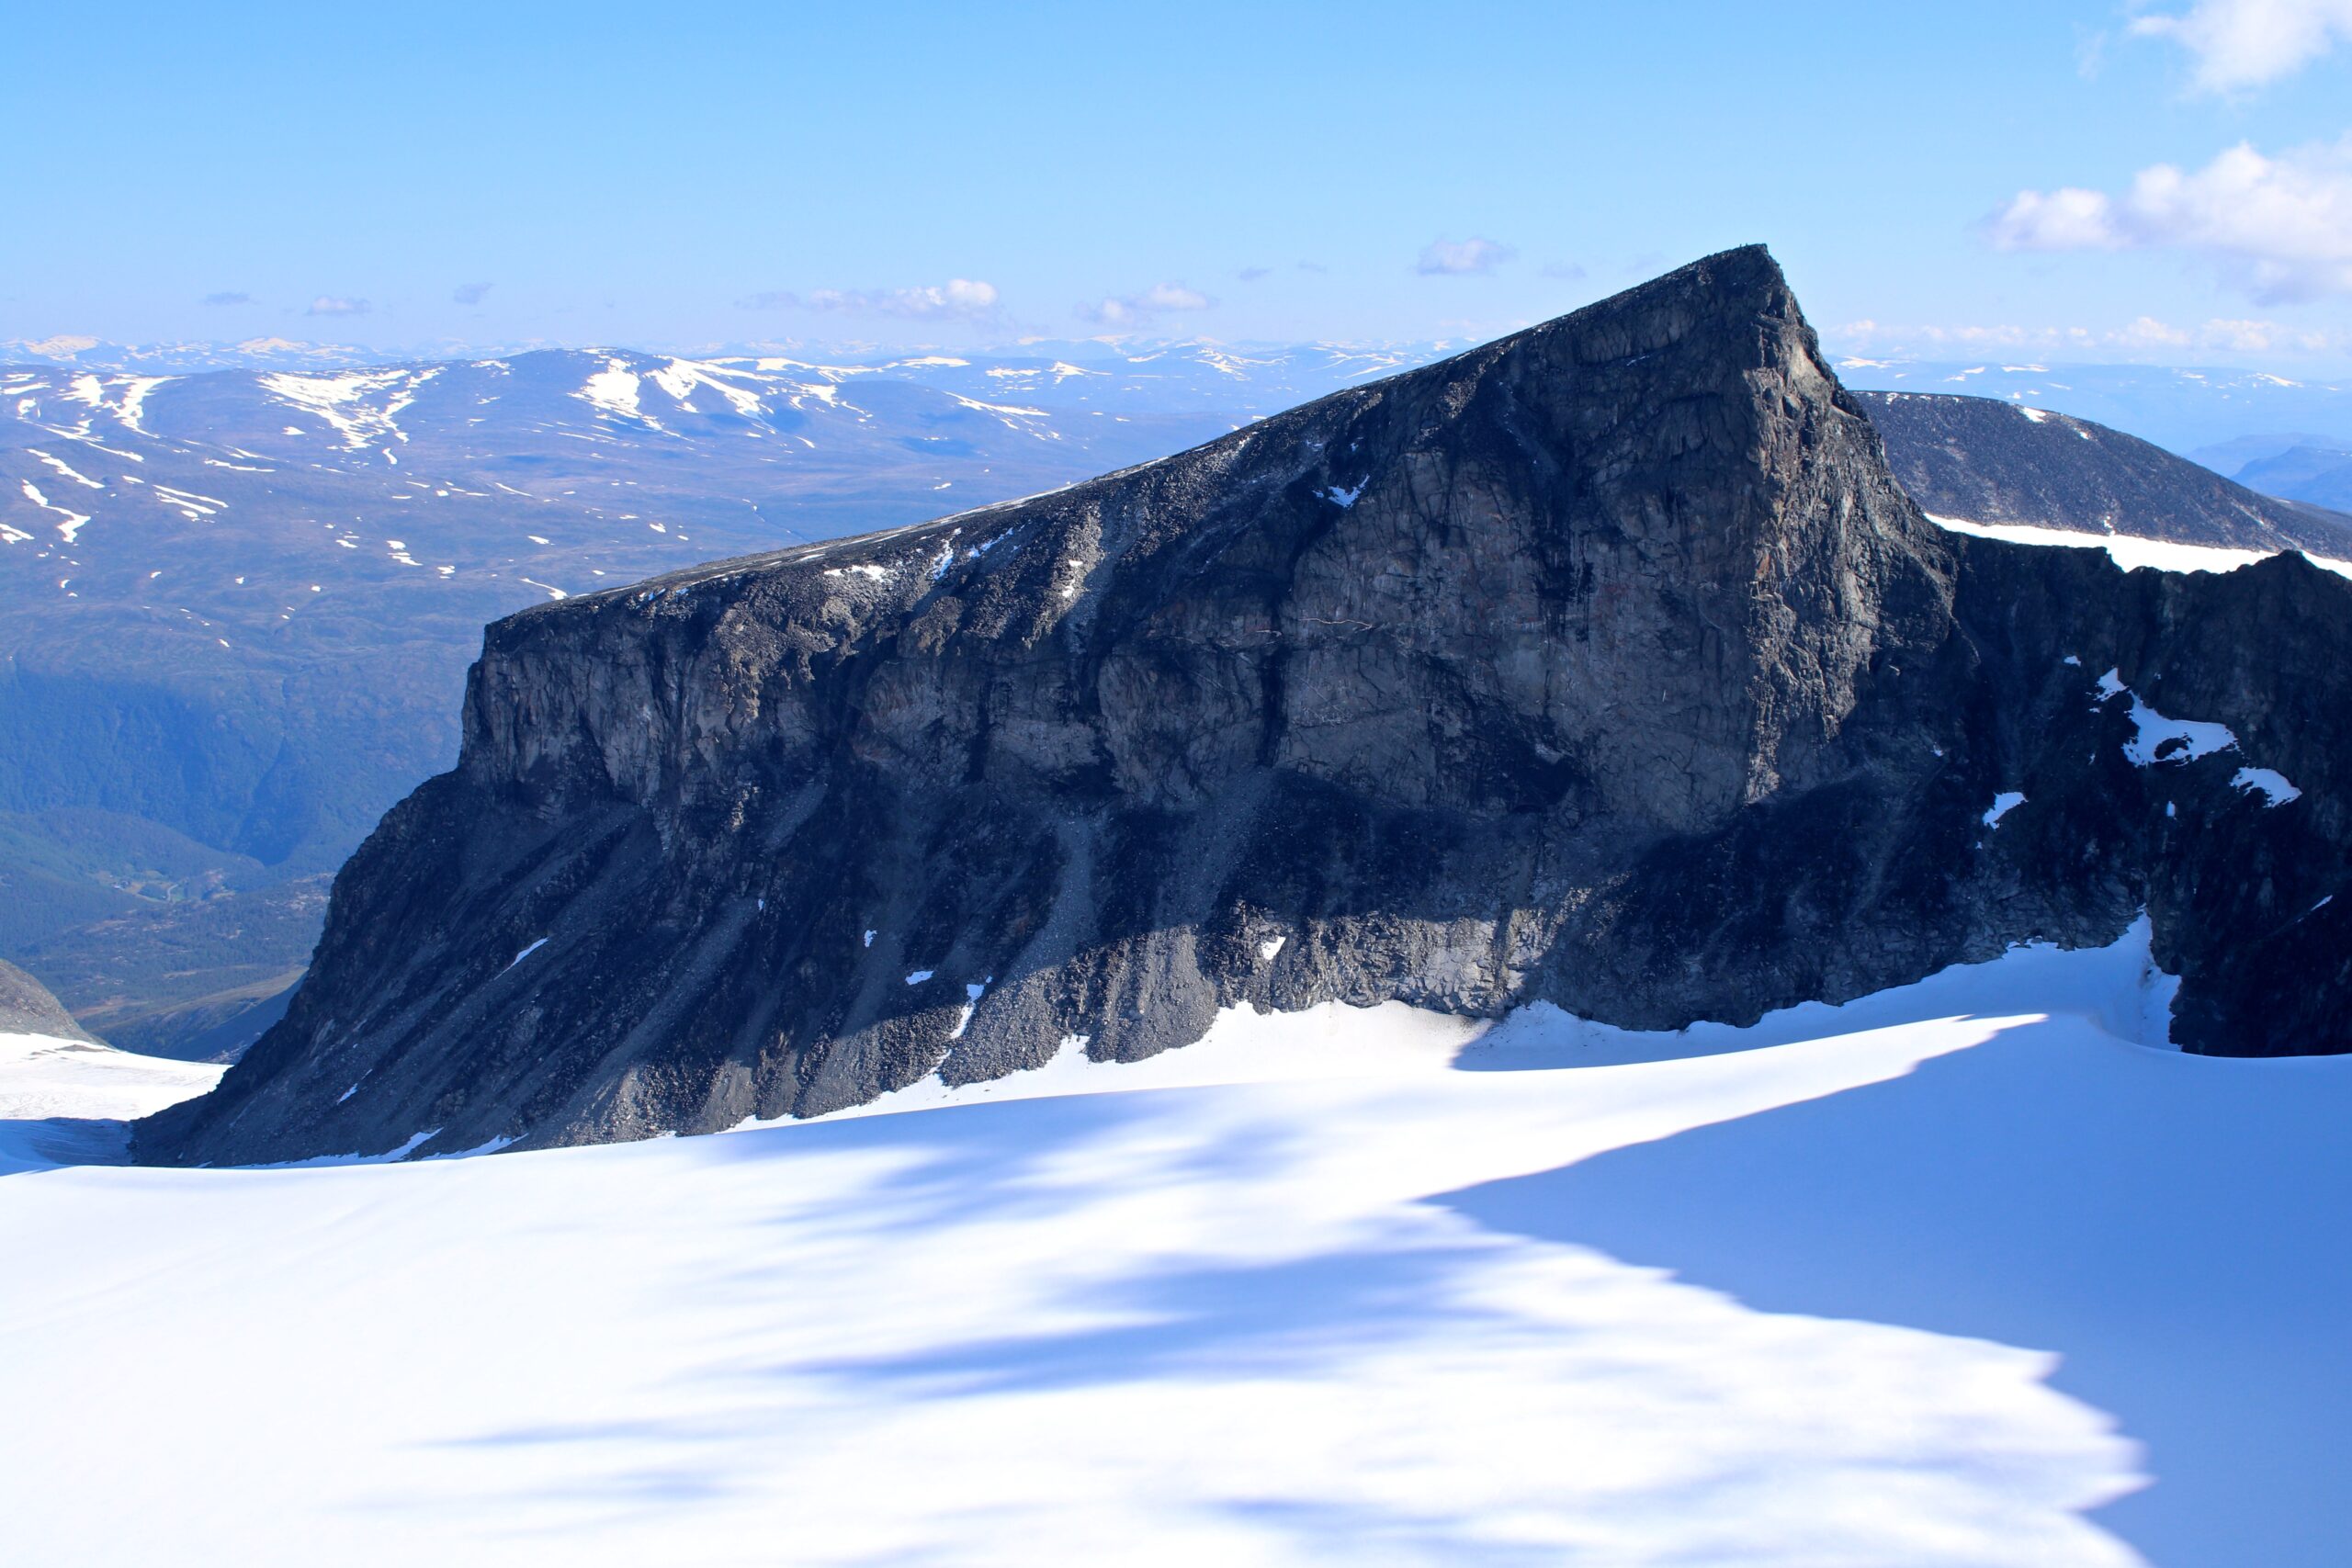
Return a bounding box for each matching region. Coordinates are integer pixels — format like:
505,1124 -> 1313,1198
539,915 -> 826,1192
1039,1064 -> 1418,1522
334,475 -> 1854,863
1538,242 -> 1803,356
138,250 -> 2352,1167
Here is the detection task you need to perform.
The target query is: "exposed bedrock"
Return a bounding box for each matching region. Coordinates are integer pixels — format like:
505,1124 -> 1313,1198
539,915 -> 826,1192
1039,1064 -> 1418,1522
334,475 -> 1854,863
140,246 -> 2352,1164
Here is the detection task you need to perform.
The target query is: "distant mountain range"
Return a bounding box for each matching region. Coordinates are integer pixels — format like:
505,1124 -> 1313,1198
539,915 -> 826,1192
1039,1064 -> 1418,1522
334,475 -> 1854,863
2213,440 -> 2352,513
2,333 -> 1444,400
2,335 -> 387,372
21,332 -> 2352,459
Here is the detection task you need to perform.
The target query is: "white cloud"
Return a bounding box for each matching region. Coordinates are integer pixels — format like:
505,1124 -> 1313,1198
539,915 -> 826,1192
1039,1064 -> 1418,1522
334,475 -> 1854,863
1989,137 -> 2352,301
1082,299 -> 1144,328
1140,283 -> 1211,310
2197,316 -> 2312,350
2076,25 -> 2111,78
1418,237 -> 1514,276
1077,282 -> 1216,327
1924,324 -> 2092,349
1836,320 -> 2081,352
306,296 -> 370,316
2110,315 -> 2194,348
742,279 -> 1001,320
1832,313 -> 2346,357
820,278 -> 1000,319
1986,186 -> 2125,251
2132,0 -> 2352,92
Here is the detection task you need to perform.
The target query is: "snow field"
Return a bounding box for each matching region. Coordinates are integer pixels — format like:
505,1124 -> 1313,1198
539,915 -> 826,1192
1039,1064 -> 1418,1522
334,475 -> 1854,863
2,927 -> 2346,1565
1927,513 -> 2352,580
0,1032 -> 222,1174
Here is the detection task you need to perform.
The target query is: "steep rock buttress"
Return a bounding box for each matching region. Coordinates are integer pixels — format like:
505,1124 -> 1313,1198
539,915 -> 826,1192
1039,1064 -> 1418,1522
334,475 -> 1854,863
141,246 -> 2352,1164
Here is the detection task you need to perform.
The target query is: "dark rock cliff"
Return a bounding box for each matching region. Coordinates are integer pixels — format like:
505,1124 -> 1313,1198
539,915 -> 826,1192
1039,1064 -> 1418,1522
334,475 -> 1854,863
1859,389 -> 2352,554
138,248 -> 2352,1165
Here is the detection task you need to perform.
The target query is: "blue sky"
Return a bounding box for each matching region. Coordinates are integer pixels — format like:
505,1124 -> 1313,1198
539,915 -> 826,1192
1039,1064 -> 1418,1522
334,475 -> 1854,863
7,1 -> 2350,367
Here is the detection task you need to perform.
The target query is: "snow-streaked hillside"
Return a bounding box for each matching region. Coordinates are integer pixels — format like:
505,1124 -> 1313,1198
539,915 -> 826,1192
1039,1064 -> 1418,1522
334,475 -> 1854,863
4,929 -> 2346,1566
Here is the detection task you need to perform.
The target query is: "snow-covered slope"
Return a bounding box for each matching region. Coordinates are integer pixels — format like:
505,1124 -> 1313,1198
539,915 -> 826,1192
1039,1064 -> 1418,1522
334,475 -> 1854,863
4,929 -> 2346,1566
0,1032 -> 220,1173
1927,514 -> 2352,578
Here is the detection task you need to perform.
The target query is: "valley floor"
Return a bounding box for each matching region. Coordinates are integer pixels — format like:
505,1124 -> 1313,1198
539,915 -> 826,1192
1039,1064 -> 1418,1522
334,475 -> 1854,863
1,931 -> 2344,1566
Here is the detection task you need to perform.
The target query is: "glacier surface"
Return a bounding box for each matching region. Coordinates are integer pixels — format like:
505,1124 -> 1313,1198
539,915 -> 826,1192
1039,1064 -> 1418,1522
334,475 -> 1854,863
2,927 -> 2346,1566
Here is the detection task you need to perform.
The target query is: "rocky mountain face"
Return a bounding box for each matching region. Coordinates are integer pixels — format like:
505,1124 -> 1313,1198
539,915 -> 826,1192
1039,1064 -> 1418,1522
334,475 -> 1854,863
0,354 -> 1239,831
138,247 -> 2352,1166
1858,390 -> 2352,554
0,345 -> 1282,1054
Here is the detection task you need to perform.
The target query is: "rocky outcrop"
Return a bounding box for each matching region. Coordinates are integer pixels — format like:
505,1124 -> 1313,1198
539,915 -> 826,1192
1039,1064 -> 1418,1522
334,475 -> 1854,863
0,957 -> 99,1043
1858,389 -> 2352,554
137,248 -> 2352,1166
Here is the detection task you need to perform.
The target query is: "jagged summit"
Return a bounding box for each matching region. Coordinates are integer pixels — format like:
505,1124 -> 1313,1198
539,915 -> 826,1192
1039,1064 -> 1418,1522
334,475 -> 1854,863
551,245 -> 1841,597
139,250 -> 2352,1166
473,241 -> 1945,839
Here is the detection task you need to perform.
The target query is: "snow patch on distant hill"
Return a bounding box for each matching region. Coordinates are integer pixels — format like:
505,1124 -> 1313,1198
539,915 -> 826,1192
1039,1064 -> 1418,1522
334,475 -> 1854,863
258,368 -> 437,449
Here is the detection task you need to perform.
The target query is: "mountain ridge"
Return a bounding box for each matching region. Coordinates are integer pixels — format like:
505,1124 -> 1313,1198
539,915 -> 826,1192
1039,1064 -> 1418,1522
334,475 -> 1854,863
2237,444 -> 2352,512
12,333 -> 2346,1062
1855,389 -> 2352,555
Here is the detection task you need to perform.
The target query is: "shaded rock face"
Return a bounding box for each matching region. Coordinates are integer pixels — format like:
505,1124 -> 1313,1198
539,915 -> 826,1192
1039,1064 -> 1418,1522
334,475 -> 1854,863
140,248 -> 2352,1165
1858,389 -> 2352,555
